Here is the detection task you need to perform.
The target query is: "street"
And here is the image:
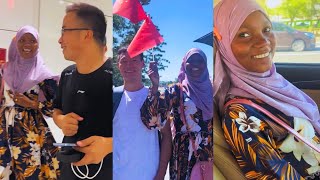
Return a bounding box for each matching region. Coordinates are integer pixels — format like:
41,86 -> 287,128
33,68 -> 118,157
274,47 -> 320,63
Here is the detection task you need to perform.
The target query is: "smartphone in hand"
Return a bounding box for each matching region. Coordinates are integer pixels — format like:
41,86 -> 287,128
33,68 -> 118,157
53,143 -> 78,147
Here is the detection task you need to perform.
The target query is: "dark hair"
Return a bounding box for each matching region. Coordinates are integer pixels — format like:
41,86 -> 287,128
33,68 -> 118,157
117,46 -> 143,62
66,3 -> 106,46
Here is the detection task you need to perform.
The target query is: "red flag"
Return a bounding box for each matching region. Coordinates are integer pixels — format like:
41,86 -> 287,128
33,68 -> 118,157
0,48 -> 6,68
128,17 -> 164,58
113,0 -> 147,24
0,48 -> 6,61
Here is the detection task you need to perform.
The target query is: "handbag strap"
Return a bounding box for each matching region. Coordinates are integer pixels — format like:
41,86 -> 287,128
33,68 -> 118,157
224,98 -> 320,153
112,85 -> 124,117
179,85 -> 199,158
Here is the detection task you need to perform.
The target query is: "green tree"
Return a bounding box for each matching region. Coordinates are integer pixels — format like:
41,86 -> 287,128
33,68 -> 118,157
307,0 -> 320,20
112,1 -> 169,87
276,0 -> 302,23
257,0 -> 320,22
274,0 -> 320,23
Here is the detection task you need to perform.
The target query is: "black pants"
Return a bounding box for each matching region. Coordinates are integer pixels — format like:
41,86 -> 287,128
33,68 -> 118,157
59,153 -> 112,180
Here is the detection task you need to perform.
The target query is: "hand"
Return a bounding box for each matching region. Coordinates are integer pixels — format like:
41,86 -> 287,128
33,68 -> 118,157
73,136 -> 112,166
55,112 -> 83,136
148,61 -> 159,93
9,91 -> 38,109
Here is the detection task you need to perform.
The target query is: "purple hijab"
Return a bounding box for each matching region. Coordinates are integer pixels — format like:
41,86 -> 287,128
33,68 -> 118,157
213,0 -> 320,133
178,48 -> 213,121
3,25 -> 57,93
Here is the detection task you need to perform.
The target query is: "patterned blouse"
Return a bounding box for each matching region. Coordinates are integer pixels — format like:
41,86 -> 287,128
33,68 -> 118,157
223,97 -> 320,180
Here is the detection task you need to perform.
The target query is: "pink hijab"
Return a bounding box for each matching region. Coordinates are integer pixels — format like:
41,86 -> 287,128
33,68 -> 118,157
3,25 -> 58,93
213,0 -> 320,133
178,48 -> 213,121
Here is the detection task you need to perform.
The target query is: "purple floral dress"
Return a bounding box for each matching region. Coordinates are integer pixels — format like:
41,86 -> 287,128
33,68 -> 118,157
168,84 -> 213,180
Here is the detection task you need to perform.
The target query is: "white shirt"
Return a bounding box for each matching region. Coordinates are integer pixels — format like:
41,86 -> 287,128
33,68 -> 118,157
113,87 -> 160,180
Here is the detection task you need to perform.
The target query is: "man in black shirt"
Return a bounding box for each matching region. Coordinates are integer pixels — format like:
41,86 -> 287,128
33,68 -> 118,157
53,3 -> 112,179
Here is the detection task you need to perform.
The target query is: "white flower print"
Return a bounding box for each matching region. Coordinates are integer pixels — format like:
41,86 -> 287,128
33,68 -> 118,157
15,112 -> 23,120
203,137 -> 209,146
181,98 -> 201,133
30,143 -> 40,155
235,112 -> 261,133
29,143 -> 41,166
5,108 -> 16,128
279,117 -> 320,175
188,133 -> 203,161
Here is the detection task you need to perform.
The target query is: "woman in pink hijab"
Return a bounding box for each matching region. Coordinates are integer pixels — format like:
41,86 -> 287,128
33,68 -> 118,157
214,0 -> 320,179
165,48 -> 213,180
0,26 -> 60,179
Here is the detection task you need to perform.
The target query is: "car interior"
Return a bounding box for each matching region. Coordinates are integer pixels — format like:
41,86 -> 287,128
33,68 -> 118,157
213,1 -> 320,178
213,63 -> 320,180
276,63 -> 320,107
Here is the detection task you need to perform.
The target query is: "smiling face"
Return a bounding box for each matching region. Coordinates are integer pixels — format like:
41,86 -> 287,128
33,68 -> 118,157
118,51 -> 144,83
17,33 -> 38,59
58,12 -> 88,61
185,53 -> 206,79
231,11 -> 276,73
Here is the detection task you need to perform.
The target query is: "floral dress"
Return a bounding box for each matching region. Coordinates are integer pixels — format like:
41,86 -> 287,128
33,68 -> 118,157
140,89 -> 168,131
167,84 -> 213,180
223,97 -> 320,180
0,79 -> 60,180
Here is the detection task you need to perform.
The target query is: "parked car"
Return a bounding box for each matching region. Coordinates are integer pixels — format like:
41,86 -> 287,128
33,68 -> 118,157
272,22 -> 316,52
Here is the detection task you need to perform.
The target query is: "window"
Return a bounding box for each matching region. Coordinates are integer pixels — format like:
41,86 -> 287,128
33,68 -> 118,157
258,0 -> 320,63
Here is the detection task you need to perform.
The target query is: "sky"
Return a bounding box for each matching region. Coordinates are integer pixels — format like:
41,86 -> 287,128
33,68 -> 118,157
114,0 -> 213,81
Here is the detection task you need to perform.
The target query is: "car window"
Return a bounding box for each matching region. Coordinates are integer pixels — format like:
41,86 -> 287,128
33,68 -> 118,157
258,0 -> 320,63
272,23 -> 281,31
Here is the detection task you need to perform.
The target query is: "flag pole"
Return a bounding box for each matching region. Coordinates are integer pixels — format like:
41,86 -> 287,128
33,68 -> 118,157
148,14 -> 156,63
153,49 -> 155,62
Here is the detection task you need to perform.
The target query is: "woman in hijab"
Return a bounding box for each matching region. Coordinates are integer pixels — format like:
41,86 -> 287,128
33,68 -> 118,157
214,0 -> 320,179
165,48 -> 213,180
0,25 -> 60,179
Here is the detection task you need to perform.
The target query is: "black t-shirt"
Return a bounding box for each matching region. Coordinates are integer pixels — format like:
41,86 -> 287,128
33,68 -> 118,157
54,60 -> 113,141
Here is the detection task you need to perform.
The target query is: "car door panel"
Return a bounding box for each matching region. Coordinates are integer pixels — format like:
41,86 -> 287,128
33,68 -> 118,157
276,63 -> 320,108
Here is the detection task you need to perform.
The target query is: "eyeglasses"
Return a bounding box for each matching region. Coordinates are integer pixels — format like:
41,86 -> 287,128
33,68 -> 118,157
61,28 -> 91,35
